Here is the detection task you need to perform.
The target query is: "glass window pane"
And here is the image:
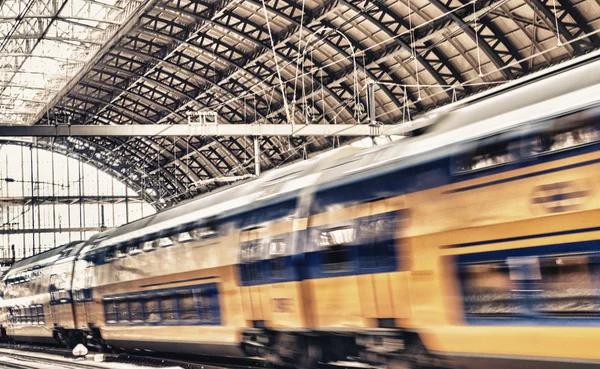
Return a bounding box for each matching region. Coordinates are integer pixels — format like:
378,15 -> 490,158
143,297 -> 159,322
160,295 -> 177,321
178,291 -> 197,320
129,298 -> 143,321
534,255 -> 600,316
103,300 -> 117,322
117,300 -> 129,322
461,262 -> 520,317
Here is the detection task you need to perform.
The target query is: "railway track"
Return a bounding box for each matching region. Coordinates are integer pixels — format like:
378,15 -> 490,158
0,345 -> 264,369
0,343 -> 382,369
0,350 -> 106,369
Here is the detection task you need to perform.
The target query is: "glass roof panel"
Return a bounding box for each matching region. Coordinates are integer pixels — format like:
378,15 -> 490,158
0,0 -> 143,124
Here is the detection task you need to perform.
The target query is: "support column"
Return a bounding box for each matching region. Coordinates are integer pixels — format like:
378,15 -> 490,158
254,136 -> 261,177
367,81 -> 376,125
29,146 -> 35,255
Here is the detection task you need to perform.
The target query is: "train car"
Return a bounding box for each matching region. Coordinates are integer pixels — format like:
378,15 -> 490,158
68,145 -> 363,359
0,241 -> 85,346
287,56 -> 600,369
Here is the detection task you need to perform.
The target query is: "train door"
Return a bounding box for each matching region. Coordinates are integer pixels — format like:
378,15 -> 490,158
356,208 -> 404,326
49,274 -> 60,324
81,263 -> 94,326
265,227 -> 306,328
239,227 -> 270,325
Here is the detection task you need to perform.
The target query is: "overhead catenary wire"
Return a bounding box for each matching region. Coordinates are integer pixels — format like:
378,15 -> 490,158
201,0 -> 512,125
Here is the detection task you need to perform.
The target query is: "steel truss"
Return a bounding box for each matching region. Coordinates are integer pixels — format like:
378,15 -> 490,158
19,0 -> 600,207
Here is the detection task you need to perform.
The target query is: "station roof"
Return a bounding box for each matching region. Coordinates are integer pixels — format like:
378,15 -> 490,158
1,0 -> 600,209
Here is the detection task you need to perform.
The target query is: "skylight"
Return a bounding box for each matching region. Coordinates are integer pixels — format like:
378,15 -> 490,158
0,0 -> 143,125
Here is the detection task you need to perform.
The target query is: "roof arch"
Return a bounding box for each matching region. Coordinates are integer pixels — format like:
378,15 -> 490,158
8,0 -> 599,208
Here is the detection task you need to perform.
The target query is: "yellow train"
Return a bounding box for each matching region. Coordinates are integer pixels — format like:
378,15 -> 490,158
1,54 -> 600,369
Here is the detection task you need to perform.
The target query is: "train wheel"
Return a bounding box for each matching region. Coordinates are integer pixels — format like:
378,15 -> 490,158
391,338 -> 436,369
298,336 -> 322,369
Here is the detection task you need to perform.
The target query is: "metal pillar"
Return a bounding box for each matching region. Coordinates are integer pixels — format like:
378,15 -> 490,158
29,146 -> 35,255
254,136 -> 261,177
367,81 -> 376,124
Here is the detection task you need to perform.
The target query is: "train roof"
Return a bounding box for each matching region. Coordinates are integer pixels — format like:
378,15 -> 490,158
8,240 -> 85,273
88,145 -> 361,251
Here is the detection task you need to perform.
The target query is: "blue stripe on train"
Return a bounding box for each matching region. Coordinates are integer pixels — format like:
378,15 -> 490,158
311,139 -> 600,215
238,240 -> 399,286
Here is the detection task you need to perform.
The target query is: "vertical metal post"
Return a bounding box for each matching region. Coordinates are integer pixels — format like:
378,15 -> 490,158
35,144 -> 41,253
20,146 -> 25,258
78,160 -> 83,240
125,188 -> 129,224
66,151 -> 71,242
100,205 -> 106,231
254,136 -> 261,177
367,81 -> 376,124
51,142 -> 56,248
29,146 -> 35,255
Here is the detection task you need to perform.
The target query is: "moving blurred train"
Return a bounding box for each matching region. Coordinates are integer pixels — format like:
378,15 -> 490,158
1,53 -> 600,369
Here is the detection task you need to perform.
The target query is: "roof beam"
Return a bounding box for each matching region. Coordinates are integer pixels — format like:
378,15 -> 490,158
0,123 -> 408,137
29,0 -> 165,125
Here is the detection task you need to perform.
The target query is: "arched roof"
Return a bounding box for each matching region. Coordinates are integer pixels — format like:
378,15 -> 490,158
11,0 -> 600,208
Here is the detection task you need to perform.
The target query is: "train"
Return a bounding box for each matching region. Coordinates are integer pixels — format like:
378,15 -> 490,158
1,52 -> 600,369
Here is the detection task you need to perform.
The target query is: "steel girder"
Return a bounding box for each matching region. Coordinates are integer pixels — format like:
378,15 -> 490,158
427,0 -> 527,79
525,0 -> 598,53
136,8 -> 358,125
340,0 -> 464,99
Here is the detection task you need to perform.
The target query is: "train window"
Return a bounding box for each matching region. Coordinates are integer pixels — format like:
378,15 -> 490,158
318,226 -> 356,273
142,240 -> 156,252
196,290 -> 212,322
129,298 -> 144,322
533,254 -> 600,316
241,239 -> 265,262
104,248 -> 117,262
171,232 -> 193,244
157,237 -> 174,248
523,108 -> 600,157
454,135 -> 520,174
269,239 -> 287,257
190,226 -> 217,240
269,238 -> 288,280
116,246 -> 127,259
358,214 -> 397,270
9,308 -> 14,324
240,239 -> 266,283
160,295 -> 177,320
127,243 -> 143,255
36,305 -> 44,325
460,262 -> 521,317
142,297 -> 160,322
31,307 -> 37,324
117,299 -> 130,322
13,307 -> 20,324
177,291 -> 198,320
28,306 -> 34,325
82,288 -> 93,301
24,307 -> 31,324
59,290 -> 70,303
103,299 -> 118,323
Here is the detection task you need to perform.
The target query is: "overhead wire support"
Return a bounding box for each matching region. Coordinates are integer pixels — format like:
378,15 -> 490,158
260,0 -> 294,127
